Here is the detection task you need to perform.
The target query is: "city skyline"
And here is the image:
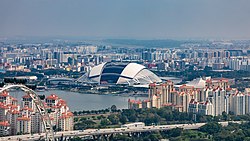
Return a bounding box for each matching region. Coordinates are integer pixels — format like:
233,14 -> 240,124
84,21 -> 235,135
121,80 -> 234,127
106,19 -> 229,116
1,0 -> 250,39
2,1 -> 250,140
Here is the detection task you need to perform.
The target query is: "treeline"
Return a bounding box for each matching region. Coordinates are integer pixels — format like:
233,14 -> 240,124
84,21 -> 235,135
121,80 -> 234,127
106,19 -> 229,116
73,105 -> 119,116
71,121 -> 250,141
4,77 -> 28,84
74,107 -> 250,131
73,109 -> 112,115
0,78 -> 37,90
154,69 -> 250,82
117,108 -> 250,125
0,71 -> 44,79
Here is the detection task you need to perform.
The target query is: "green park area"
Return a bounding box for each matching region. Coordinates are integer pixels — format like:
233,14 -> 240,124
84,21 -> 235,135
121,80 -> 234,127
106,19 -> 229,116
72,106 -> 250,141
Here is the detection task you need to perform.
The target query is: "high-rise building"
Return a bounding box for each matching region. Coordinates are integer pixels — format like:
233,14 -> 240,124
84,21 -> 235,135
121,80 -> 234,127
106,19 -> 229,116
0,92 -> 73,136
188,99 -> 213,116
245,88 -> 250,114
17,117 -> 31,134
198,100 -> 213,115
142,51 -> 152,61
0,121 -> 10,136
148,81 -> 174,108
230,92 -> 245,115
176,91 -> 191,112
208,88 -> 226,116
128,77 -> 247,118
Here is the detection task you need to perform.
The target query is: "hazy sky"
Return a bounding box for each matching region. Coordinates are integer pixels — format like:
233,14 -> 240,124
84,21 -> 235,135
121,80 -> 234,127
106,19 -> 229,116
1,0 -> 250,39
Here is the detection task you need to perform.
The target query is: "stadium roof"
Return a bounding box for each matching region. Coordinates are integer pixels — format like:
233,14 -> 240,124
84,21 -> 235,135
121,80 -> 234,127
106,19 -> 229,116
78,62 -> 162,86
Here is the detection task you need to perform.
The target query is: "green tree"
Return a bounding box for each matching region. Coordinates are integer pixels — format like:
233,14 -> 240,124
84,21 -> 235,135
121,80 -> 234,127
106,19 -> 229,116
199,122 -> 222,135
108,114 -> 119,125
169,128 -> 183,137
143,113 -> 161,125
111,105 -> 117,112
100,119 -> 111,126
144,132 -> 162,141
74,120 -> 96,130
119,115 -> 127,124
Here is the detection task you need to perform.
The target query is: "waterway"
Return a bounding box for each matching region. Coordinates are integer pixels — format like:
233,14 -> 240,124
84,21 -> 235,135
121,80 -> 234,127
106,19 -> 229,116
10,90 -> 147,111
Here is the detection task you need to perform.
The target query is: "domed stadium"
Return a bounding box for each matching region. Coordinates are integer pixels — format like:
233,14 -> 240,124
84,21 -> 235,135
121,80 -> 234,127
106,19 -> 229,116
78,62 -> 162,86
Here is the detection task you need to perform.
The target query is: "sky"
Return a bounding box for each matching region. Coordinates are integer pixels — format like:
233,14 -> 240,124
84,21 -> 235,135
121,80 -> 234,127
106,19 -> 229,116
0,0 -> 250,40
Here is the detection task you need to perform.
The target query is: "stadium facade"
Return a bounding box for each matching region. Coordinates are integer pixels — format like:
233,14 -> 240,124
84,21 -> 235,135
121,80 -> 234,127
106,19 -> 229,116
78,62 -> 162,86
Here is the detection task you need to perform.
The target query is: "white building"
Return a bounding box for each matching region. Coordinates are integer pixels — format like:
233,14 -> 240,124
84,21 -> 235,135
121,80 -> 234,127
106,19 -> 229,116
230,92 -> 245,115
197,100 -> 213,116
0,91 -> 73,136
208,88 -> 226,116
189,99 -> 213,116
17,117 -> 31,134
0,121 -> 10,136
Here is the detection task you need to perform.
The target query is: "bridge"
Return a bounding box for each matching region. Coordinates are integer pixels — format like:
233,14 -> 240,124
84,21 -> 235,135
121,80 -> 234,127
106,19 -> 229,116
0,121 -> 243,141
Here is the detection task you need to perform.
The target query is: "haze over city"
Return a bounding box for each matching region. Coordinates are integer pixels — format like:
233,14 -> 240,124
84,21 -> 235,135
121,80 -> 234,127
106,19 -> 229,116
2,1 -> 250,141
1,0 -> 250,39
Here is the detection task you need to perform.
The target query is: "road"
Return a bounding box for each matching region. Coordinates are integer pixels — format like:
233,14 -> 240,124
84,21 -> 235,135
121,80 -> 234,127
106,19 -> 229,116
0,121 -> 243,141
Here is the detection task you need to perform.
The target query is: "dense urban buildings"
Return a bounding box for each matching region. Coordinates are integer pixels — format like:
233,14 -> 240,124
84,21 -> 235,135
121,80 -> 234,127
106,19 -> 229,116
1,40 -> 250,139
0,91 -> 73,136
129,76 -> 250,116
1,41 -> 250,75
1,0 -> 250,140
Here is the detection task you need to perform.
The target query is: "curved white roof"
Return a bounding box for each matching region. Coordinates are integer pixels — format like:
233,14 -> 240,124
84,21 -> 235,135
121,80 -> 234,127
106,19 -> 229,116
84,62 -> 162,86
116,77 -> 130,84
89,62 -> 107,77
120,63 -> 146,78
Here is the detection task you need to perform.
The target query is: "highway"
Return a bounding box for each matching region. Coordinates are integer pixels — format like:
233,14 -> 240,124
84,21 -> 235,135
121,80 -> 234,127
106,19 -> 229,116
0,121 -> 243,141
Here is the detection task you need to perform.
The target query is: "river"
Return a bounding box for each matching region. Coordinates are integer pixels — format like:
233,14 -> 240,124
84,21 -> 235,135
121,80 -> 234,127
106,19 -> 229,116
10,90 -> 147,111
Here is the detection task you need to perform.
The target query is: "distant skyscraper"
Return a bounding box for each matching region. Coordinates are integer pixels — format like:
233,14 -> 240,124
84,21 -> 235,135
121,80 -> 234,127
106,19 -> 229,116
142,51 -> 152,61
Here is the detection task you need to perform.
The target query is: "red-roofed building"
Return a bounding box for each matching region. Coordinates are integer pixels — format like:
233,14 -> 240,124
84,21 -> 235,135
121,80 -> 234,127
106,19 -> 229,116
198,100 -> 213,115
0,120 -> 10,136
17,116 -> 31,134
0,121 -> 10,126
128,99 -> 142,109
21,94 -> 36,112
189,98 -> 214,116
46,94 -> 59,107
0,91 -> 12,105
0,92 -> 73,136
148,81 -> 174,108
230,92 -> 245,115
59,111 -> 73,131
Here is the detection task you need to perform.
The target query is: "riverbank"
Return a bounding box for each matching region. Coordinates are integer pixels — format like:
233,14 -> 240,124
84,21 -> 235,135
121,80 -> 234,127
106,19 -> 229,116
46,84 -> 149,97
48,87 -> 148,97
10,89 -> 147,111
